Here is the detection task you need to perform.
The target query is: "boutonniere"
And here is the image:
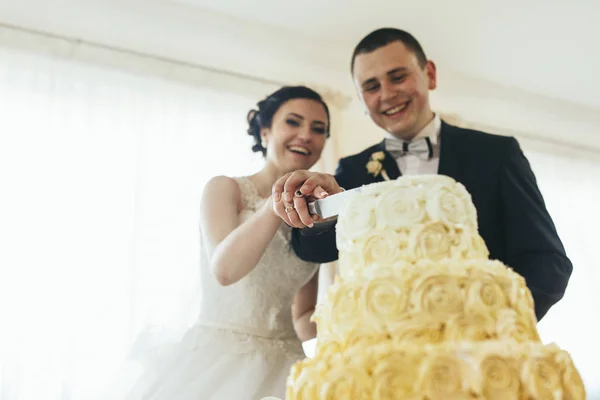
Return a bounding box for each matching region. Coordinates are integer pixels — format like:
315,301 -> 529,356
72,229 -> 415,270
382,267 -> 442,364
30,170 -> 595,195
366,151 -> 390,181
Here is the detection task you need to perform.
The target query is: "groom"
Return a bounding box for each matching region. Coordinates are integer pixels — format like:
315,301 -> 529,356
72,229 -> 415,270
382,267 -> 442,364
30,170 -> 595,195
272,28 -> 572,322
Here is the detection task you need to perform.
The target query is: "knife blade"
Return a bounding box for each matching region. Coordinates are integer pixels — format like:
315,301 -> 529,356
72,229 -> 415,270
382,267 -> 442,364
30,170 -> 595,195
307,186 -> 364,219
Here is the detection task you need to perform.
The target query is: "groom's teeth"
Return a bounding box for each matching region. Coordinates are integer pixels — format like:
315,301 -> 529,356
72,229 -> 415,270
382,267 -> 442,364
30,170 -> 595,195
384,103 -> 408,115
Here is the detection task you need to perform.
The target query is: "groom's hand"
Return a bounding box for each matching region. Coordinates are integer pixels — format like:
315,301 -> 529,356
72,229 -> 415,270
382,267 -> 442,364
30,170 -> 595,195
272,170 -> 342,228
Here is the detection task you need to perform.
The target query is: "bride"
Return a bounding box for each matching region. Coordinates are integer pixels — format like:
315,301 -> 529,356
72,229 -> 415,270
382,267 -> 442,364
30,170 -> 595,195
124,86 -> 332,399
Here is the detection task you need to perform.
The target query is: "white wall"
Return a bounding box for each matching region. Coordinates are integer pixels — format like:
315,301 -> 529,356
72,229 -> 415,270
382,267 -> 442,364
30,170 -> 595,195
1,0 -> 599,159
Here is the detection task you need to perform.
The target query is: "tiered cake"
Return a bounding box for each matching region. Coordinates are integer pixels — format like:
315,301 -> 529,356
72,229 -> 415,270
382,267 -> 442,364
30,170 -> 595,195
286,175 -> 585,399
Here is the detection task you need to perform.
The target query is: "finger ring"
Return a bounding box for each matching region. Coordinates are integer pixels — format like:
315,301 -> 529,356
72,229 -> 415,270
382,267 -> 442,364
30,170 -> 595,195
285,205 -> 295,213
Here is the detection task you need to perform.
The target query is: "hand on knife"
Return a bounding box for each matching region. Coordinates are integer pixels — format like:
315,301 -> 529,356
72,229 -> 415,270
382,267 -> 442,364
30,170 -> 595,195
307,186 -> 366,219
271,170 -> 343,229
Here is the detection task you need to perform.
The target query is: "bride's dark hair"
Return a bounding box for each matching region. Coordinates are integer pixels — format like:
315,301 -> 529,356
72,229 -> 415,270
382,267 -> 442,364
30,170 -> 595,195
247,86 -> 331,156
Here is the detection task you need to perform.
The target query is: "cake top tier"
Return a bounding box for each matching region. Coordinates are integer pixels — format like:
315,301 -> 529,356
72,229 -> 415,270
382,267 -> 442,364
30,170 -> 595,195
336,175 -> 489,268
338,174 -> 478,232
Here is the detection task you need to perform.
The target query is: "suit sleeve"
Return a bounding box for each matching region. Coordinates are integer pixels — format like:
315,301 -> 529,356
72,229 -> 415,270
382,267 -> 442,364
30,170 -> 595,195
290,158 -> 352,263
500,137 -> 572,321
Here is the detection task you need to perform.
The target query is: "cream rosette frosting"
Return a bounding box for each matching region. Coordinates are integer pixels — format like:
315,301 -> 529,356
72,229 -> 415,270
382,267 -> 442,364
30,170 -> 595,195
374,184 -> 427,229
408,221 -> 461,262
287,341 -> 586,400
358,229 -> 408,266
287,175 -> 585,400
313,259 -> 539,342
443,312 -> 497,341
371,351 -> 421,398
311,279 -> 362,340
416,352 -> 476,398
410,270 -> 465,314
339,224 -> 488,277
316,259 -> 540,344
359,275 -> 409,327
337,177 -> 488,268
495,308 -> 540,342
334,190 -> 377,252
478,353 -> 521,398
425,179 -> 478,229
521,346 -> 567,399
336,175 -> 478,241
556,350 -> 587,400
318,368 -> 372,400
465,270 -> 510,312
408,221 -> 490,262
388,314 -> 445,344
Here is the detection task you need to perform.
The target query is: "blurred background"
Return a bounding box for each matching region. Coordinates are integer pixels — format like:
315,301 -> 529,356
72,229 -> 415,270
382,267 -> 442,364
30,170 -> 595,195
0,0 -> 599,398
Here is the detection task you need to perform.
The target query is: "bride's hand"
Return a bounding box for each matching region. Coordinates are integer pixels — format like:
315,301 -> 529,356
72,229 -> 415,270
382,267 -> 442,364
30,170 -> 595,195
271,170 -> 342,228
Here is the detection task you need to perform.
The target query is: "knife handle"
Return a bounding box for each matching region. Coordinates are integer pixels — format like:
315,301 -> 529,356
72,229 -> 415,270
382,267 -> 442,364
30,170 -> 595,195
307,201 -> 318,216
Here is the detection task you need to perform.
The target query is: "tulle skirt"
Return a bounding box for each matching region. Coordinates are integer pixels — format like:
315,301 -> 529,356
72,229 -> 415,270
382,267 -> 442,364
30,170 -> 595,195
107,323 -> 306,400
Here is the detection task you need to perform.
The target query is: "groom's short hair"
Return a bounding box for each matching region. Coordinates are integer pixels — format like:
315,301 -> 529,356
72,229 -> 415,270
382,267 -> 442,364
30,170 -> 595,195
351,28 -> 428,73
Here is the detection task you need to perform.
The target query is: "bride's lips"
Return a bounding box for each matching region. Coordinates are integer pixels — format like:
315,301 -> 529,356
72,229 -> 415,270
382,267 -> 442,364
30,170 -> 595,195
287,145 -> 312,156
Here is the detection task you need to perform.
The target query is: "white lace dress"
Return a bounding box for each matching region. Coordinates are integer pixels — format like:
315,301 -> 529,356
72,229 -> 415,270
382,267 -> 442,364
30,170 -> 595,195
124,177 -> 319,400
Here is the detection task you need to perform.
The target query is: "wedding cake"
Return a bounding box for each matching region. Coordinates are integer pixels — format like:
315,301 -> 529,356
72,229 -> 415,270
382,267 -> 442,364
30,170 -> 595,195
285,175 -> 585,399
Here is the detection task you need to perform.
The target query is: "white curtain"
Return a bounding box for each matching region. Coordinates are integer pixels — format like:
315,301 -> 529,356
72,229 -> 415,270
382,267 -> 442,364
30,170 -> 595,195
523,144 -> 600,398
0,46 -> 271,399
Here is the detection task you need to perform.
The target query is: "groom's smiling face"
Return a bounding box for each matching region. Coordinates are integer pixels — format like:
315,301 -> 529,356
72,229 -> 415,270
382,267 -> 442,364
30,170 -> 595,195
353,41 -> 437,141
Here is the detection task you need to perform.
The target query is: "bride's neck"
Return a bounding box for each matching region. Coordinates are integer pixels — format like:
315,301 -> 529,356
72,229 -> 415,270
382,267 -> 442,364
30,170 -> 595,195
250,163 -> 289,198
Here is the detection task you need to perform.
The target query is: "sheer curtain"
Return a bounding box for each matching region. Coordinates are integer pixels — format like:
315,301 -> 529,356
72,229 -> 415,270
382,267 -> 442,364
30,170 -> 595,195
523,144 -> 600,398
0,46 -> 272,399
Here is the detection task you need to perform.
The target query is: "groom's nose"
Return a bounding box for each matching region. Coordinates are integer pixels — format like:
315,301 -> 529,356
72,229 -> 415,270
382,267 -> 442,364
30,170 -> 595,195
380,81 -> 397,102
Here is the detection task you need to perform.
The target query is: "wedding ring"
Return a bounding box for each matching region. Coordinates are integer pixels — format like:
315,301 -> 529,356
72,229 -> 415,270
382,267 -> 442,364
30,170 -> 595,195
285,205 -> 295,213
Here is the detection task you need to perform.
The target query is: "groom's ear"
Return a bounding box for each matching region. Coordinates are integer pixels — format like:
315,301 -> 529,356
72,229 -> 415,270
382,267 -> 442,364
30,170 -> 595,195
425,60 -> 437,90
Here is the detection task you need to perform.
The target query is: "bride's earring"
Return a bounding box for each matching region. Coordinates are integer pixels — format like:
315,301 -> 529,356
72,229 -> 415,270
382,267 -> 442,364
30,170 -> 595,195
261,139 -> 267,148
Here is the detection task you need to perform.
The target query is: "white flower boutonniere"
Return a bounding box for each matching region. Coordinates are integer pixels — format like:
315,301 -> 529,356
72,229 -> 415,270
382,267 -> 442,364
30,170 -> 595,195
366,151 -> 390,181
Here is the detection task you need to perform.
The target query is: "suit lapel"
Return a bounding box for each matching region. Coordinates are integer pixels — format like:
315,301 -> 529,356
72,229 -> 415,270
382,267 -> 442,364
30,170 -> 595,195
373,140 -> 401,182
438,121 -> 462,179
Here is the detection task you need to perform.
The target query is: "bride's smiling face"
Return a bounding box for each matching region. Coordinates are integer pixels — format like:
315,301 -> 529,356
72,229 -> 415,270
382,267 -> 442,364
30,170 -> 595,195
261,99 -> 329,173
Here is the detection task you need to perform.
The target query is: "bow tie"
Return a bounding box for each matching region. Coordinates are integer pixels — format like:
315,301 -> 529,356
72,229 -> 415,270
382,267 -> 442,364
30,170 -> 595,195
385,137 -> 433,161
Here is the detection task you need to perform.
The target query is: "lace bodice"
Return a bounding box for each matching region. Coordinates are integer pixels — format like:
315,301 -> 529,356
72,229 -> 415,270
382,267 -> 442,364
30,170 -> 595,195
197,176 -> 319,341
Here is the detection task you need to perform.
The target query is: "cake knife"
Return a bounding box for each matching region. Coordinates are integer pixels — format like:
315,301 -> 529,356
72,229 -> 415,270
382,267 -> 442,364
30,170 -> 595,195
307,186 -> 364,219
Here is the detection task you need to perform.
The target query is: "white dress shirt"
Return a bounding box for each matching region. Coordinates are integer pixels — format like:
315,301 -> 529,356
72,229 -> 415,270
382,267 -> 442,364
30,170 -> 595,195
385,113 -> 442,176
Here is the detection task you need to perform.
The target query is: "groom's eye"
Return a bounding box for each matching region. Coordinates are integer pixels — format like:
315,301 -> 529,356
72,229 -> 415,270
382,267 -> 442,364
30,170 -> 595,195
364,83 -> 379,92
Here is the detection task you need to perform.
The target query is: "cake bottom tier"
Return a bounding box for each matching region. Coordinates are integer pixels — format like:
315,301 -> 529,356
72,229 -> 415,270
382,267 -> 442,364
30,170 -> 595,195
286,339 -> 585,400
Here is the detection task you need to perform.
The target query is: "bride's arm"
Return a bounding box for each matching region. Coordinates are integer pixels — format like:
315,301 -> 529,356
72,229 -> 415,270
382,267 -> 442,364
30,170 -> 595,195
200,176 -> 281,286
292,272 -> 319,342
